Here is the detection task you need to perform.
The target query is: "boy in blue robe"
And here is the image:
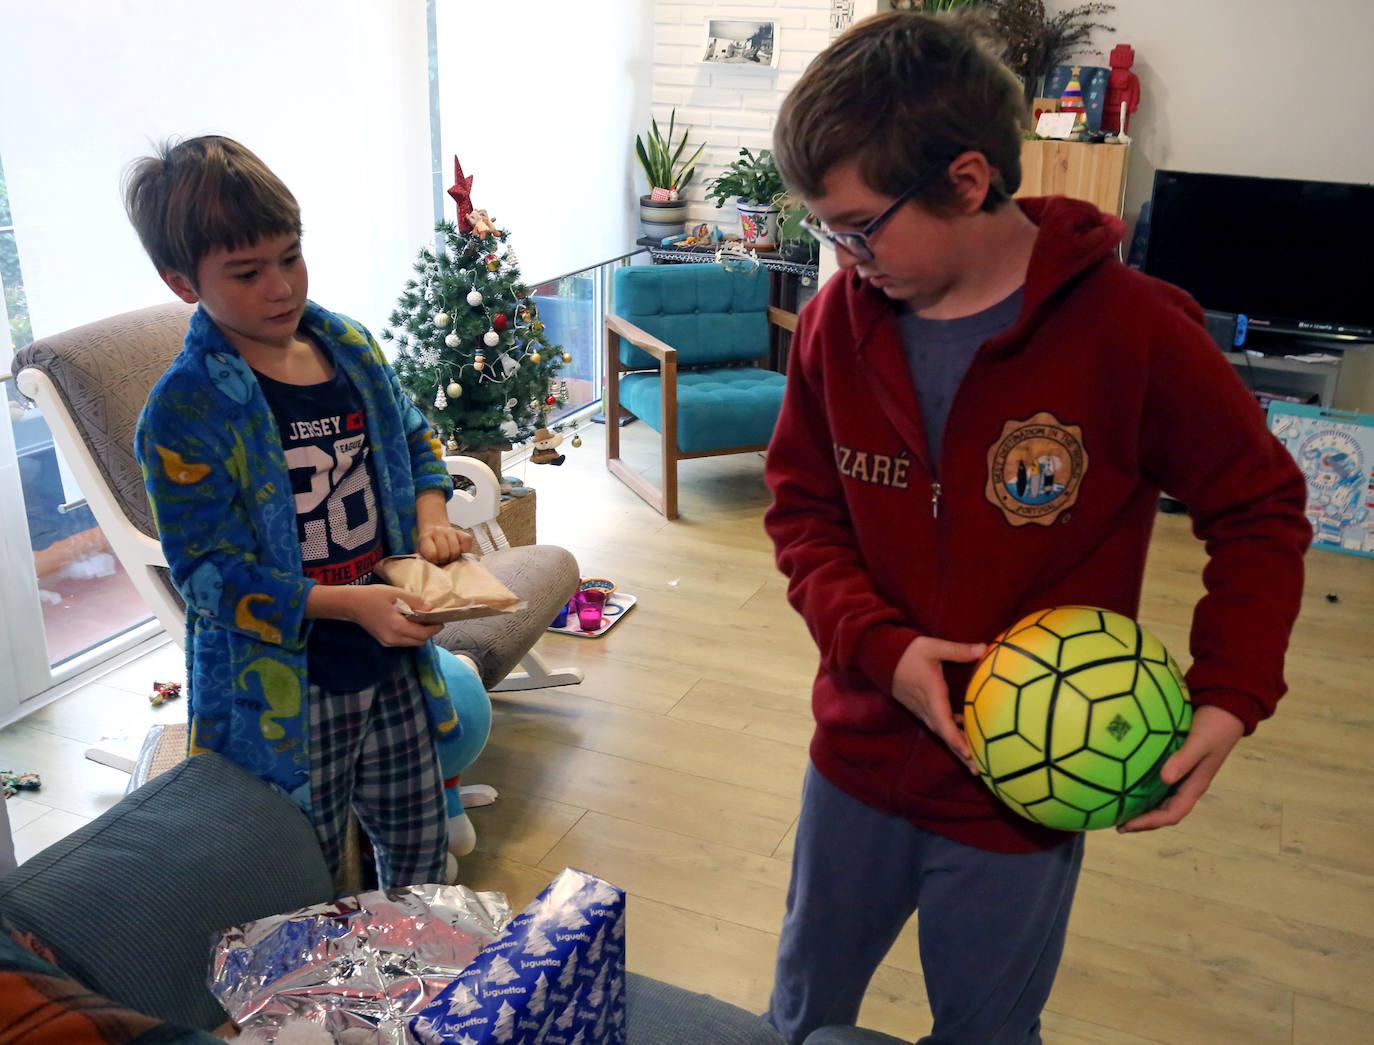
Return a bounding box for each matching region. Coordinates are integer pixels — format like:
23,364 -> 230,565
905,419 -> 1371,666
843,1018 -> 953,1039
126,135 -> 469,887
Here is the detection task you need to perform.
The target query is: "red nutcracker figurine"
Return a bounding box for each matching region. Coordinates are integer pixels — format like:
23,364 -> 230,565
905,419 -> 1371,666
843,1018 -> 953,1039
1101,43 -> 1140,135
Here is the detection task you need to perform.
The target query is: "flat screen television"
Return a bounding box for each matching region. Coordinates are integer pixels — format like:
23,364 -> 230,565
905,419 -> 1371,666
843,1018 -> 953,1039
1142,169 -> 1374,342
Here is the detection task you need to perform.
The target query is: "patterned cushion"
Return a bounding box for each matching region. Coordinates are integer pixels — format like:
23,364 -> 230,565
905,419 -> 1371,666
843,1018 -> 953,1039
12,303 -> 194,541
0,932 -> 219,1044
0,753 -> 333,1030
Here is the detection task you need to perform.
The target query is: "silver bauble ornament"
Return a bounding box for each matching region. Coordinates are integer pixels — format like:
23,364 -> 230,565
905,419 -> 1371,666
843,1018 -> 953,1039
483,330 -> 500,347
445,332 -> 460,348
466,290 -> 483,307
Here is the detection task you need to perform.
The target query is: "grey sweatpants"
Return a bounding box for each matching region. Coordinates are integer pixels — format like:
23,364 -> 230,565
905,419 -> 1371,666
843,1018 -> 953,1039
766,764 -> 1084,1045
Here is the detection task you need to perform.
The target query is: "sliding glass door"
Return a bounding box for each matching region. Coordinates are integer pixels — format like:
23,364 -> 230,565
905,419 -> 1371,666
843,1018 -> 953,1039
1,165 -> 154,715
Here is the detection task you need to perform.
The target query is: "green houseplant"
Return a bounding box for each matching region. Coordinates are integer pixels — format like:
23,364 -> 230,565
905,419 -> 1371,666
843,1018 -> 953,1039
984,0 -> 1116,106
635,109 -> 706,194
776,194 -> 818,264
635,109 -> 705,240
705,148 -> 786,249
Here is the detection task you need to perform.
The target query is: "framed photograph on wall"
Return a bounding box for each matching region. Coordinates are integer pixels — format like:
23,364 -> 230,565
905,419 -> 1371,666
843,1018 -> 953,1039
830,0 -> 856,40
701,19 -> 779,68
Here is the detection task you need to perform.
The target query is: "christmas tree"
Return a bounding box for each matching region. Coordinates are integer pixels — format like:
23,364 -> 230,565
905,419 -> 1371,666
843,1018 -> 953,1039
382,158 -> 571,457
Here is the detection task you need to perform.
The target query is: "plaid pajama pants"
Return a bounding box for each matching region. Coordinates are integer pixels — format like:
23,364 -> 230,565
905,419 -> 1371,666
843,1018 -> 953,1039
306,659 -> 449,889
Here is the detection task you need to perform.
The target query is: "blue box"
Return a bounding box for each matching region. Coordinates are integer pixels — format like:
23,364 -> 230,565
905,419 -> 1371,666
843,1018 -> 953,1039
1268,402 -> 1374,557
411,868 -> 626,1044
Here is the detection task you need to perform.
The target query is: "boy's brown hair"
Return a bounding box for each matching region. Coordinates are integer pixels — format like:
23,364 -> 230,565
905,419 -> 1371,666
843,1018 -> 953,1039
773,11 -> 1024,214
123,135 -> 302,286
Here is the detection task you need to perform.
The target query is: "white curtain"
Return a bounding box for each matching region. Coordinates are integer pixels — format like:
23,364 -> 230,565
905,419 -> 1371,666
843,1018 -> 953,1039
434,0 -> 652,284
1,0 -> 651,340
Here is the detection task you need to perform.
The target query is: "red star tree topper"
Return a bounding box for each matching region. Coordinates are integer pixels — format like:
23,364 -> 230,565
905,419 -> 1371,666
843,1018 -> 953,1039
447,156 -> 475,233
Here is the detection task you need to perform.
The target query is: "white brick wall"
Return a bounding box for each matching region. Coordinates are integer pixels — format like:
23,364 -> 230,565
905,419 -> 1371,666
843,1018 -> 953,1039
648,0 -> 835,230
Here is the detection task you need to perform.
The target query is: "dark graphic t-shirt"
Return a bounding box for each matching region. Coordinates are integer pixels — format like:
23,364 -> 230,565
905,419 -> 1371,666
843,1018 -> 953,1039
256,353 -> 404,692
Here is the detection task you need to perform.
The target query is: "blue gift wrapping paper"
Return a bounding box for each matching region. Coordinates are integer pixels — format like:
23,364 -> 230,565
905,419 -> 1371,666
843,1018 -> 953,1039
411,867 -> 627,1044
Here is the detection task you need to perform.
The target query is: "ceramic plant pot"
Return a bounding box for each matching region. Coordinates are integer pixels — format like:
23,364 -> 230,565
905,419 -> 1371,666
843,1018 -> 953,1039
736,201 -> 780,250
639,195 -> 689,240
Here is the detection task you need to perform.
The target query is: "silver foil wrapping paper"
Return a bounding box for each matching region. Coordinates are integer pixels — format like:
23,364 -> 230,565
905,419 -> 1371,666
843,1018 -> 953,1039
210,884 -> 512,1044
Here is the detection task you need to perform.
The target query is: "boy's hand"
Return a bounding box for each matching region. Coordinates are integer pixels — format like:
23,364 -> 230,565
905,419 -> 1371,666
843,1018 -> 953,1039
1116,705 -> 1244,832
891,636 -> 988,775
417,523 -> 473,565
347,584 -> 443,646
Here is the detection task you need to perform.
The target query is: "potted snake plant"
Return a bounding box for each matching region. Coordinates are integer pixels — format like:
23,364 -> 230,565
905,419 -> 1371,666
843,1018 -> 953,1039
634,109 -> 706,240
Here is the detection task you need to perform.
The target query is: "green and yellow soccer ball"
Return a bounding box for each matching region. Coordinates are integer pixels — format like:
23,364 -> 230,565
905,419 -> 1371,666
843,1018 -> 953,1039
964,606 -> 1192,831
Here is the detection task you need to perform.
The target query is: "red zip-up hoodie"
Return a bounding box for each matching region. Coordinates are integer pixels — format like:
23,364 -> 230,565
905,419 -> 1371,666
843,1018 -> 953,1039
763,196 -> 1311,853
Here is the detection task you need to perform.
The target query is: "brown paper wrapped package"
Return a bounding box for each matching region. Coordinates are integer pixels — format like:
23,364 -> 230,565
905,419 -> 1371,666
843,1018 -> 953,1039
373,554 -> 527,623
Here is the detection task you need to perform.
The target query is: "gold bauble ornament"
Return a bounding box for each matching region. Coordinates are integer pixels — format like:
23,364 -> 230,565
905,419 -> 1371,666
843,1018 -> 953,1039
447,381 -> 463,398
561,352 -> 572,363
571,435 -> 582,448
528,351 -> 542,364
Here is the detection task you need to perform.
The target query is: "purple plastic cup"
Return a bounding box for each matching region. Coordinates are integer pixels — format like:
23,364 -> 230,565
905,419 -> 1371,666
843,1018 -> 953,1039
576,588 -> 608,631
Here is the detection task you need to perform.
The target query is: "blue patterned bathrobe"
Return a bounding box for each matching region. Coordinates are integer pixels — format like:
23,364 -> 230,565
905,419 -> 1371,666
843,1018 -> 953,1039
134,302 -> 458,802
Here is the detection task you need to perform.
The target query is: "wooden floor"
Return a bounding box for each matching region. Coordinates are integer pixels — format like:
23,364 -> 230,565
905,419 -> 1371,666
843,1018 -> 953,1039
4,419 -> 1372,1043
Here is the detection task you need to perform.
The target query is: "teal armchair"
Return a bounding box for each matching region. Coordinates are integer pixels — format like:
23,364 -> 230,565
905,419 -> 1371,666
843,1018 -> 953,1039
604,263 -> 794,518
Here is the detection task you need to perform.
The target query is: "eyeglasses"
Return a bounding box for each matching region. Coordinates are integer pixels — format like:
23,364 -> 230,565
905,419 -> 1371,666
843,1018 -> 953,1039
801,169 -> 941,263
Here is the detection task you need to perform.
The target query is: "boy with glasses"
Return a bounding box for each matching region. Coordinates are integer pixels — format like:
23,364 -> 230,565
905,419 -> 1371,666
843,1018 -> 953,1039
763,12 -> 1310,1043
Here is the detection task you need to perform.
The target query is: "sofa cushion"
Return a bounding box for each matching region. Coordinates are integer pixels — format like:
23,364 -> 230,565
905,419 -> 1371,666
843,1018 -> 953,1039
620,367 -> 786,452
0,753 -> 334,1031
614,265 -> 771,371
0,926 -> 221,1043
626,972 -> 784,1045
434,543 -> 580,687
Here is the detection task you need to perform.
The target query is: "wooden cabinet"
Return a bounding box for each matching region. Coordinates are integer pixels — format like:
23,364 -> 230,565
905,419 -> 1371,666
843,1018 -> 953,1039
1016,140 -> 1129,216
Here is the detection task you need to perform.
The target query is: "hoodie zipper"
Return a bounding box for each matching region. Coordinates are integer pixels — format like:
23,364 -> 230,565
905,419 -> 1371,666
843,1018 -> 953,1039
931,481 -> 942,519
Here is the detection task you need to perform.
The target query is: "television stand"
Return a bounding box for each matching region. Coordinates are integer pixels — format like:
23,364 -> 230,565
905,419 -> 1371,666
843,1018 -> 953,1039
1221,331 -> 1372,410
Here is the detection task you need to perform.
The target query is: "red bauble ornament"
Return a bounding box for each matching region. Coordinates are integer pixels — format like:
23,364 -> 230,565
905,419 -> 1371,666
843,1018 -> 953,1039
545,394 -> 556,406
493,313 -> 508,332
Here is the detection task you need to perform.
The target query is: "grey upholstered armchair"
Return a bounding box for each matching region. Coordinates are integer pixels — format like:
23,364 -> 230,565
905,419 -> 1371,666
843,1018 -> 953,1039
12,302 -> 581,692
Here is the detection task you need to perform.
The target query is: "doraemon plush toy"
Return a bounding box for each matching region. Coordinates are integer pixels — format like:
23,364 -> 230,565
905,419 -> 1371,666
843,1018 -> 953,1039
434,647 -> 493,859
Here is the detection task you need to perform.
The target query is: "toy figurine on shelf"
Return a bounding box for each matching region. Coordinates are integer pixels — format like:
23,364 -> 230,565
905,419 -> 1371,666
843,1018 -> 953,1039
1101,43 -> 1140,135
1058,66 -> 1088,133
